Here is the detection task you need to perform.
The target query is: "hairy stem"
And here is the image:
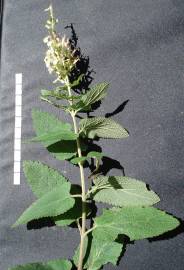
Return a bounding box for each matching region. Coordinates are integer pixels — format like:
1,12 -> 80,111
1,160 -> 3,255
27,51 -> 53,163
65,76 -> 86,270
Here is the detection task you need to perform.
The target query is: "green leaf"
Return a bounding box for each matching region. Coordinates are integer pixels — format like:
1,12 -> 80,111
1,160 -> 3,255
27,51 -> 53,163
93,207 -> 180,242
70,151 -> 104,164
8,258 -> 72,270
28,129 -> 78,144
13,183 -> 75,227
87,151 -> 104,159
23,160 -> 68,198
79,117 -> 129,139
47,140 -> 88,161
31,109 -> 73,147
81,82 -> 109,106
92,176 -> 160,206
86,239 -> 122,270
41,90 -> 80,101
73,235 -> 122,270
54,199 -> 91,227
70,156 -> 87,165
73,82 -> 109,112
70,74 -> 84,88
54,198 -> 82,226
47,140 -> 78,160
46,259 -> 72,270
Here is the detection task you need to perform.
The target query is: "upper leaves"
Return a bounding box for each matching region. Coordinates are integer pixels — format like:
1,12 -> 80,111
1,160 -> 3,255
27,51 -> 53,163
91,176 -> 160,207
73,82 -> 109,112
79,117 -> 129,139
13,182 -> 75,227
29,129 -> 77,144
32,109 -> 72,147
8,258 -> 72,270
93,207 -> 180,242
31,109 -> 78,160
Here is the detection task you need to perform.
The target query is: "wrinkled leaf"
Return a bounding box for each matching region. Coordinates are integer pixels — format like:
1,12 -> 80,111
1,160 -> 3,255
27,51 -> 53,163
31,109 -> 73,147
86,239 -> 122,270
79,117 -> 129,139
23,160 -> 68,198
73,234 -> 122,270
92,176 -> 160,207
13,183 -> 74,227
8,258 -> 72,270
28,129 -> 78,144
73,82 -> 109,112
93,207 -> 180,242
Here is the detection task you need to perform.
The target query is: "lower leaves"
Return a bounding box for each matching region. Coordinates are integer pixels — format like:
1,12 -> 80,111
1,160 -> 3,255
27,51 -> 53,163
73,235 -> 122,270
12,183 -> 75,227
8,259 -> 72,270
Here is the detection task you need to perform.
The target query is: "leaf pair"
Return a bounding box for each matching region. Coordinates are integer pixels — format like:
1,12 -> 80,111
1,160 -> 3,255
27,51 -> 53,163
73,206 -> 179,270
29,109 -> 128,163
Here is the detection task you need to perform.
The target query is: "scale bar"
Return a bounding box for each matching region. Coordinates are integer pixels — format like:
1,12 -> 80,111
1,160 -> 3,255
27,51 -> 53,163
13,73 -> 22,185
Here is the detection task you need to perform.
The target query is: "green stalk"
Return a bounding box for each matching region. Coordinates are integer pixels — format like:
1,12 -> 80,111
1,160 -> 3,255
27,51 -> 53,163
65,76 -> 86,270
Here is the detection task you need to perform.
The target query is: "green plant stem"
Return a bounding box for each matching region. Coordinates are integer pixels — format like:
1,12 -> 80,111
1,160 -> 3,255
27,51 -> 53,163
65,76 -> 87,270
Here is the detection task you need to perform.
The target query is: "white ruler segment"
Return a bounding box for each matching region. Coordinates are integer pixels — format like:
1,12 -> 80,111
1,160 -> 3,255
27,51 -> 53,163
14,73 -> 22,185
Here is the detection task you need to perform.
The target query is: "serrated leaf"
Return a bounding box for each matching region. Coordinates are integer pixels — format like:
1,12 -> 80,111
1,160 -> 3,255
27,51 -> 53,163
79,117 -> 129,139
92,176 -> 160,206
8,258 -> 72,270
82,82 -> 109,106
73,235 -> 122,270
28,129 -> 78,144
73,82 -> 109,112
86,239 -> 122,270
13,183 -> 75,227
31,109 -> 71,139
31,109 -> 79,160
93,207 -> 180,242
23,160 -> 68,198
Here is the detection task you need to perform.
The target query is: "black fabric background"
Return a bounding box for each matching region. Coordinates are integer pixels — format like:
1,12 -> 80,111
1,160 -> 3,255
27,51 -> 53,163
0,0 -> 184,269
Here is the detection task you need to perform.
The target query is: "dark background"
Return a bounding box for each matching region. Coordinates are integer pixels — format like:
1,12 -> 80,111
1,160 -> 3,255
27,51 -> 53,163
0,0 -> 184,269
